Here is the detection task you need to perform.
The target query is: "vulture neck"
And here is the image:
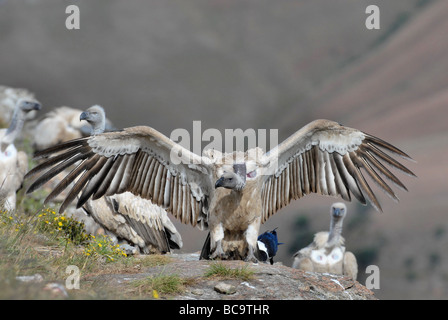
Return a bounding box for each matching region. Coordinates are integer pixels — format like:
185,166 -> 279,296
325,216 -> 344,251
233,163 -> 246,191
91,120 -> 105,135
1,108 -> 25,152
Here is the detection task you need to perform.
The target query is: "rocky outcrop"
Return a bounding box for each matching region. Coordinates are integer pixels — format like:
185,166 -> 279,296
88,253 -> 376,300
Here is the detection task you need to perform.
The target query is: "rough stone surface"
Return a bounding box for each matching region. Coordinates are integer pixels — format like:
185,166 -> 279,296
87,253 -> 377,300
214,282 -> 237,295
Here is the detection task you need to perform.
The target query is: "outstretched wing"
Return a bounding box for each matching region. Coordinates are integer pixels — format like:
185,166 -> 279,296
25,126 -> 215,229
260,119 -> 415,222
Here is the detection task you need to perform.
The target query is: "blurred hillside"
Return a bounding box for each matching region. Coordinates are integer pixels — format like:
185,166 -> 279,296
1,0 -> 447,299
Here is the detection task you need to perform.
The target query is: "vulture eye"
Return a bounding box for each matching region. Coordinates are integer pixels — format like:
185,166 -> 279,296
247,170 -> 257,178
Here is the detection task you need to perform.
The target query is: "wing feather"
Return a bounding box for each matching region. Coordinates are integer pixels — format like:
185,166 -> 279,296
25,126 -> 213,228
260,119 -> 415,221
92,156 -> 123,200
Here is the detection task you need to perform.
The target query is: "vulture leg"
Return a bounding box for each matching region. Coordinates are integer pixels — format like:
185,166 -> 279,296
245,245 -> 258,263
3,193 -> 16,211
244,217 -> 261,263
209,223 -> 228,260
209,240 -> 227,260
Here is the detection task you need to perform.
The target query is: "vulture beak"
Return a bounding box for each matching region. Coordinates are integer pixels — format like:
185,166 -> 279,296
32,102 -> 42,111
215,177 -> 224,189
333,207 -> 342,217
80,111 -> 88,121
21,100 -> 41,112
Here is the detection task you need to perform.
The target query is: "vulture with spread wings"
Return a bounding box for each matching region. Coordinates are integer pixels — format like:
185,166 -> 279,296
24,119 -> 415,262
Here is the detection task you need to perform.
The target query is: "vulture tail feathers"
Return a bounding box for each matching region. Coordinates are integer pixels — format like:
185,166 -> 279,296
200,233 -> 211,260
166,228 -> 182,250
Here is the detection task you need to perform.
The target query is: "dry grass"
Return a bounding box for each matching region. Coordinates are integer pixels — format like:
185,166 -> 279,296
204,261 -> 255,281
130,273 -> 196,299
0,205 -> 174,299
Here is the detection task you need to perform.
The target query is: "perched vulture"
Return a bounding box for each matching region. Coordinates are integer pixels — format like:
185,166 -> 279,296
0,99 -> 41,210
0,85 -> 38,125
82,192 -> 183,254
32,105 -> 115,151
79,105 -> 107,135
292,202 -> 358,280
24,119 -> 415,262
79,105 -> 183,254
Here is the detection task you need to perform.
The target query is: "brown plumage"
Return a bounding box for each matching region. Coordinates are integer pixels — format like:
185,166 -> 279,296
82,192 -> 182,253
24,119 -> 415,262
78,106 -> 183,253
292,202 -> 358,279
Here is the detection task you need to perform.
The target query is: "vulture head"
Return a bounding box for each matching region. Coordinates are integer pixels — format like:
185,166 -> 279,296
1,99 -> 41,151
17,99 -> 41,113
214,163 -> 247,191
331,202 -> 347,220
79,105 -> 106,135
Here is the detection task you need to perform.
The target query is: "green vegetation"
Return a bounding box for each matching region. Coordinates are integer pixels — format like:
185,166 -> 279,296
0,205 -> 140,298
204,261 -> 255,281
131,273 -> 194,298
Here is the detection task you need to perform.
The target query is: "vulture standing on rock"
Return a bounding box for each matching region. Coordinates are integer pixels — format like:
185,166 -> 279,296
0,99 -> 41,210
24,118 -> 415,262
79,105 -> 183,254
292,202 -> 358,280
